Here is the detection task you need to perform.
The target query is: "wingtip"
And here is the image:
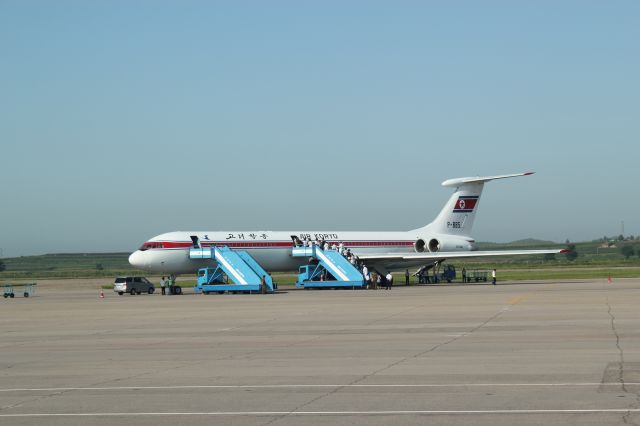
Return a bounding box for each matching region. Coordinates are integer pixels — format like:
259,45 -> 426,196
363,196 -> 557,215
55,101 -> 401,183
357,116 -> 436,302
523,171 -> 535,176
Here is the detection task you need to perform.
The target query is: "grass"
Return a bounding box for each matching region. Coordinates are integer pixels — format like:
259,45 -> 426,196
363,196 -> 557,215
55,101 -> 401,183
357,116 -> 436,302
2,239 -> 640,282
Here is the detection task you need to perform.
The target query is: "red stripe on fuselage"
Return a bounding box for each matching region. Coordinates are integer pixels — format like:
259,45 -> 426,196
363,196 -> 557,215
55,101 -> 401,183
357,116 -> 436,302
147,240 -> 416,250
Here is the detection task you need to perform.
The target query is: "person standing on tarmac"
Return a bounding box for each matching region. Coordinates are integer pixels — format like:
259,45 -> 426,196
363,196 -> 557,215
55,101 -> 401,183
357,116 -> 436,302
462,267 -> 467,283
386,272 -> 393,290
492,269 -> 497,285
362,265 -> 369,288
405,269 -> 410,286
160,276 -> 166,295
260,275 -> 267,294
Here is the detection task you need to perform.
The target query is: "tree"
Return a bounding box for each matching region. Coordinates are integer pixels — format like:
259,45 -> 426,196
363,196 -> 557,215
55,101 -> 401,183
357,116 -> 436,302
543,253 -> 556,262
565,244 -> 578,261
621,245 -> 635,260
95,263 -> 104,271
0,260 -> 5,272
618,234 -> 625,241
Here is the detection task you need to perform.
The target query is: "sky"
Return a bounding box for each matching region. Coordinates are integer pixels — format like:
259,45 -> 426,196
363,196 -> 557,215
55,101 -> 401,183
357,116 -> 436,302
1,1 -> 639,257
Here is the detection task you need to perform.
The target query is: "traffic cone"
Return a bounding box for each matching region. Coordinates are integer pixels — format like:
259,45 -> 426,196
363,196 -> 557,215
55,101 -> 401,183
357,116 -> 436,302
100,289 -> 105,299
608,274 -> 612,284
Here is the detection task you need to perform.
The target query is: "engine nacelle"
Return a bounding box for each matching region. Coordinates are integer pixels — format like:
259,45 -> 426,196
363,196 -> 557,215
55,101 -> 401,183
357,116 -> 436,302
415,236 -> 477,253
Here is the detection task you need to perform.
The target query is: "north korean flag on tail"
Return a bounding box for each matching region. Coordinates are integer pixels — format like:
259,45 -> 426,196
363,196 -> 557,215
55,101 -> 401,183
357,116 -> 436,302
453,196 -> 479,213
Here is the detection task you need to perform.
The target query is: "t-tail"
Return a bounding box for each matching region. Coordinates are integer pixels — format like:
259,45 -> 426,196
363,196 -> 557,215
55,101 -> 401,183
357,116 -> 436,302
412,172 -> 534,249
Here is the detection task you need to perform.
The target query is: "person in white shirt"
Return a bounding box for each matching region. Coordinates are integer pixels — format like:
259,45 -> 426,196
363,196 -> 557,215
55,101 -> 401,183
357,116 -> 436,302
362,265 -> 369,287
324,242 -> 329,251
492,269 -> 497,285
331,243 -> 337,250
385,272 -> 393,290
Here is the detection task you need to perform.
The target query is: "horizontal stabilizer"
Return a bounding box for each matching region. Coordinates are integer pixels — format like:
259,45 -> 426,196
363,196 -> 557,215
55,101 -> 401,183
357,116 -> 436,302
441,172 -> 534,188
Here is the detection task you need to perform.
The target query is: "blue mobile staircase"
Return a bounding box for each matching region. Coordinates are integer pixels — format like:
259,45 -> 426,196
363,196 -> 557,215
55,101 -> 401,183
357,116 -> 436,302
292,245 -> 365,289
190,246 -> 274,294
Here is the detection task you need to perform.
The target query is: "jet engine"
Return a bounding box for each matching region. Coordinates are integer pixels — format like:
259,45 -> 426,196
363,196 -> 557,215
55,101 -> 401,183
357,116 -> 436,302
428,238 -> 440,252
414,238 -> 426,253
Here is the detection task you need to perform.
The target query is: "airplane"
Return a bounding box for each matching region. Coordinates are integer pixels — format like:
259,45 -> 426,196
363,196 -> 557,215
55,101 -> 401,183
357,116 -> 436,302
128,172 -> 566,276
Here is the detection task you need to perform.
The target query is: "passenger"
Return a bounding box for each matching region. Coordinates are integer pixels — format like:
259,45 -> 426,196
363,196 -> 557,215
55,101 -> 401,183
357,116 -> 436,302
338,242 -> 344,253
350,256 -> 356,266
260,275 -> 267,294
376,273 -> 382,289
324,241 -> 329,251
362,265 -> 369,287
462,267 -> 467,283
492,269 -> 497,285
160,276 -> 166,295
385,272 -> 393,290
331,243 -> 337,250
405,269 -> 410,286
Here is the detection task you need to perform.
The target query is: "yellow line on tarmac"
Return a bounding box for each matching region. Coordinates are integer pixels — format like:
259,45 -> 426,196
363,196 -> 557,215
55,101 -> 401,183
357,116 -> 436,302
508,295 -> 530,305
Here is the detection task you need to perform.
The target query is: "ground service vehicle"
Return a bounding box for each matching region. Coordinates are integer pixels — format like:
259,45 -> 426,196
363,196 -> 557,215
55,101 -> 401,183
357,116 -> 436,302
114,277 -> 155,295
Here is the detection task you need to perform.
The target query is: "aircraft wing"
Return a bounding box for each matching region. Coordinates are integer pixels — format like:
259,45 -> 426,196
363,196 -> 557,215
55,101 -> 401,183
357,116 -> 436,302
354,249 -> 568,271
357,249 -> 567,262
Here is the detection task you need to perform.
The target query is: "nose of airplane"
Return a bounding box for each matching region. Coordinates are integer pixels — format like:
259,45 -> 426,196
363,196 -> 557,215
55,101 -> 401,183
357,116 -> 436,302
128,250 -> 146,269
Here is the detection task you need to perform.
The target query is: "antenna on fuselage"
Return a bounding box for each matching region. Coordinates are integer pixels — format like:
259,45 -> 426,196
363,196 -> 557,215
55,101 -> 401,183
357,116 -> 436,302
190,235 -> 200,248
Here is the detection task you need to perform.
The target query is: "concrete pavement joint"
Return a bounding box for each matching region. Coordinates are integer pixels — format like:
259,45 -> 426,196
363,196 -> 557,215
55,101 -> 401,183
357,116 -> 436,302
263,304 -> 511,426
606,295 -> 640,426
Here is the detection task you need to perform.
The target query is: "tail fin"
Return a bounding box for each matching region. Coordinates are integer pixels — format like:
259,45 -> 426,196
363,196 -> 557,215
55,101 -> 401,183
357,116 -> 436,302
419,172 -> 534,237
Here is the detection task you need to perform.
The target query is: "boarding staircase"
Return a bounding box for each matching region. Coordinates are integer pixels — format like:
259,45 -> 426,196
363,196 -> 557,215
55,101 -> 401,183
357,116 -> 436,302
292,245 -> 365,288
190,245 -> 274,293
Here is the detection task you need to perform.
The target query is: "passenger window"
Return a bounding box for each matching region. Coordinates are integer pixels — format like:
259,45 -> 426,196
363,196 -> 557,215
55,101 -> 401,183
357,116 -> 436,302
134,277 -> 142,283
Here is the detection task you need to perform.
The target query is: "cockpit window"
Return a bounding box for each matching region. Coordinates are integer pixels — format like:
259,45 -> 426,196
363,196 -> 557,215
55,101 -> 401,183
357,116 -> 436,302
139,242 -> 164,251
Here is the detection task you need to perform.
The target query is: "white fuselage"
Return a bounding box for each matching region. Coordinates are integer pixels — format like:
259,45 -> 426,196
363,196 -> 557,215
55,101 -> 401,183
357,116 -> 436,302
128,230 -> 476,275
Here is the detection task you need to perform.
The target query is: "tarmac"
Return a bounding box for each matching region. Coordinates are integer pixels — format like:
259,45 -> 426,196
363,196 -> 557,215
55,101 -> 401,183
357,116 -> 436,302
1,278 -> 640,425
